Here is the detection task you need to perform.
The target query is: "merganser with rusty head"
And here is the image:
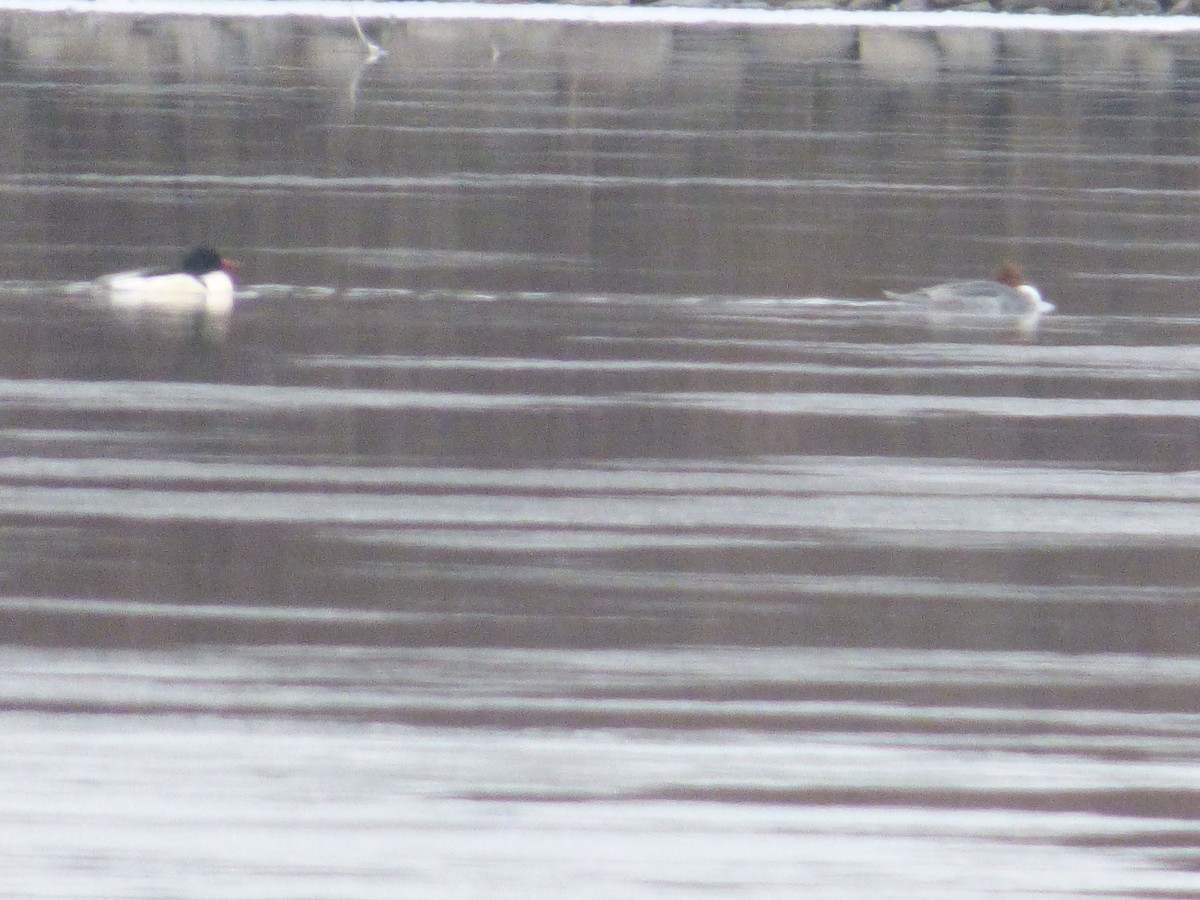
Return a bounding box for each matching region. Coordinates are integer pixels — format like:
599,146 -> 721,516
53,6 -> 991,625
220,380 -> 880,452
92,246 -> 236,317
884,262 -> 1052,316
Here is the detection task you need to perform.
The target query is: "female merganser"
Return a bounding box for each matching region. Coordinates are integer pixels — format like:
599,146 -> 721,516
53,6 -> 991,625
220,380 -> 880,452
93,247 -> 236,317
884,262 -> 1052,316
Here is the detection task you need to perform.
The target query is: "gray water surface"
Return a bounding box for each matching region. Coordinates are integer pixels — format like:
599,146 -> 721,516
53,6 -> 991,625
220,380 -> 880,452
2,11 -> 1200,899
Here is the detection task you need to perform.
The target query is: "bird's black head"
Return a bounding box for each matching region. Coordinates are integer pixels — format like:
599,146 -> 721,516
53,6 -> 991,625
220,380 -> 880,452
180,247 -> 225,276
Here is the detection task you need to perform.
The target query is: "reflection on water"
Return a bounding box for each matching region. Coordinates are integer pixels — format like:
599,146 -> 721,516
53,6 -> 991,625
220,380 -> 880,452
2,10 -> 1199,312
2,10 -> 1200,899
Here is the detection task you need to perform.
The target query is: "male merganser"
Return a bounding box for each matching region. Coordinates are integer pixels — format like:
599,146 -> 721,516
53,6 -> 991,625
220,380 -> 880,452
93,246 -> 236,317
884,262 -> 1053,316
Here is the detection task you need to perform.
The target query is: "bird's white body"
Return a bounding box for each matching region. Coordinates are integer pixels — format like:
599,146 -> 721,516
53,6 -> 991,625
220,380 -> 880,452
95,268 -> 235,317
91,248 -> 236,322
883,260 -> 1053,327
884,280 -> 1051,316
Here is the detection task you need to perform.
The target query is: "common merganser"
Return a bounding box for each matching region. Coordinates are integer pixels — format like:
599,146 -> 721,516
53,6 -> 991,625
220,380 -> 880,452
884,262 -> 1053,316
93,247 -> 236,317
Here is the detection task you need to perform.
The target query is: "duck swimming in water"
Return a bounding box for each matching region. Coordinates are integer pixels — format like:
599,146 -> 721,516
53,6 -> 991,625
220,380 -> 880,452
884,262 -> 1052,316
92,246 -> 236,318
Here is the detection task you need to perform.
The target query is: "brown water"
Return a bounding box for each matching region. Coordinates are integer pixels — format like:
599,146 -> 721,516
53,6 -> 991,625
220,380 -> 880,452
3,10 -> 1200,898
